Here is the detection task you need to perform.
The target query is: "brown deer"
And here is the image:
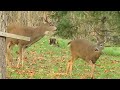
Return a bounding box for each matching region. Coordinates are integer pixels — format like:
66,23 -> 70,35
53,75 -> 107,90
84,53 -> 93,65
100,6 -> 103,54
6,18 -> 57,68
66,39 -> 104,79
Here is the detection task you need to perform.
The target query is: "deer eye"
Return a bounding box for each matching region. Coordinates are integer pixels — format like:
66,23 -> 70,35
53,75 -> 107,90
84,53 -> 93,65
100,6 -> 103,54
100,44 -> 103,47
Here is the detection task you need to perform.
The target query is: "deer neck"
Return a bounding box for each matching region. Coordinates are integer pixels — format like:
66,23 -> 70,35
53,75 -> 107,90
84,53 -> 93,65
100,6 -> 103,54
25,27 -> 47,48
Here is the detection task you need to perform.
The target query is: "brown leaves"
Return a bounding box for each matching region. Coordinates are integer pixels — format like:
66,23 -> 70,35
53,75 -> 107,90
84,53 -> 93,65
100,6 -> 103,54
15,69 -> 25,75
15,69 -> 35,78
104,69 -> 110,73
96,64 -> 105,69
111,60 -> 120,64
26,70 -> 35,78
29,50 -> 37,55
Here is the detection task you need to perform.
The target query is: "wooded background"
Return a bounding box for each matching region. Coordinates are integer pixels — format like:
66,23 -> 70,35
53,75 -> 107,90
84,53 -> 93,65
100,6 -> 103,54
4,11 -> 120,46
0,11 -> 119,46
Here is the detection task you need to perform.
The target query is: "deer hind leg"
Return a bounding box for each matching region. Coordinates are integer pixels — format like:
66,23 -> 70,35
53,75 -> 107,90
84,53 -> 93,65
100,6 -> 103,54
53,55 -> 77,77
6,42 -> 14,67
66,60 -> 73,76
91,63 -> 95,79
66,60 -> 71,74
17,46 -> 25,68
53,55 -> 76,76
66,55 -> 77,76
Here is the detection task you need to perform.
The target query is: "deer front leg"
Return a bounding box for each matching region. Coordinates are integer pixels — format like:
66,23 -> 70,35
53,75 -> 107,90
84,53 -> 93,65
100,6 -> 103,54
91,63 -> 95,79
88,60 -> 95,79
21,47 -> 25,67
17,46 -> 22,68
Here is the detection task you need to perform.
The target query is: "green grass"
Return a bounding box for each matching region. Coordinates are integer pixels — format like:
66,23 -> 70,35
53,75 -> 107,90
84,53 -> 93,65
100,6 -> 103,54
7,36 -> 120,79
103,47 -> 120,56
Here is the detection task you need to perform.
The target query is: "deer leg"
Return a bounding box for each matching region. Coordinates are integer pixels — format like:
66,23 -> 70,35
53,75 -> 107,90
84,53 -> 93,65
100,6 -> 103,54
21,47 -> 25,67
88,60 -> 95,79
69,60 -> 73,76
6,42 -> 14,67
54,55 -> 76,76
54,57 -> 74,76
66,56 -> 76,75
66,60 -> 73,75
17,46 -> 22,68
66,60 -> 71,74
17,46 -> 25,68
91,63 -> 95,79
6,42 -> 11,67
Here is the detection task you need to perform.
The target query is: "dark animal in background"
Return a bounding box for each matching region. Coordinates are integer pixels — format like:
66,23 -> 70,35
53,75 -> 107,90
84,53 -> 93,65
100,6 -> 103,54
49,38 -> 59,47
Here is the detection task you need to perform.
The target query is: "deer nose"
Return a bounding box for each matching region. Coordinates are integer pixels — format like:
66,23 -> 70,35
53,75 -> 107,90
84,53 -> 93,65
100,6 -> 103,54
53,27 -> 57,31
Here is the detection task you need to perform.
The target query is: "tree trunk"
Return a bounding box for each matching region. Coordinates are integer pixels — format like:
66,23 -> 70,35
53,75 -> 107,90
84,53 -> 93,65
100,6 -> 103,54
0,11 -> 7,79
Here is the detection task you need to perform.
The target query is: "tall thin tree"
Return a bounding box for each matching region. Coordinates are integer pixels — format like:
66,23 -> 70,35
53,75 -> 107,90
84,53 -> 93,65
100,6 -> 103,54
0,11 -> 7,79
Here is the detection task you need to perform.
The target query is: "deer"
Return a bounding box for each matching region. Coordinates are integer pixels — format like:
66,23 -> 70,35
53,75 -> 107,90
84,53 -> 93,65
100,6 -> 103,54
6,17 -> 57,68
66,39 -> 105,79
54,38 -> 104,79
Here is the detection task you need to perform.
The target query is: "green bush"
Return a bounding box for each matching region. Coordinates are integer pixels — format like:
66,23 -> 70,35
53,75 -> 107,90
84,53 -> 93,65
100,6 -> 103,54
54,14 -> 79,39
